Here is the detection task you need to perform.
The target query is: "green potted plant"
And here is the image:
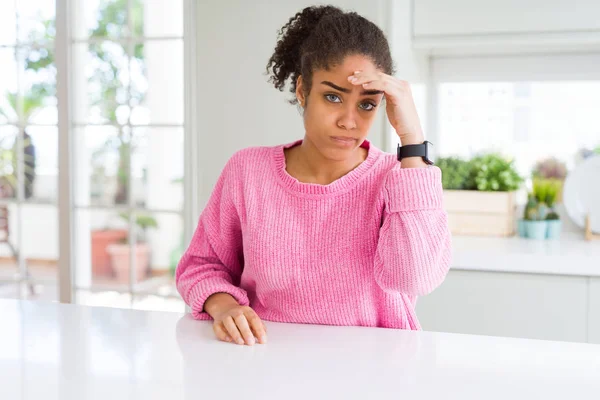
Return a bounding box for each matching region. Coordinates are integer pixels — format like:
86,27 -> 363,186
0,94 -> 47,199
523,194 -> 545,238
106,213 -> 158,284
532,157 -> 567,203
0,15 -> 54,200
519,179 -> 562,240
518,194 -> 535,237
532,157 -> 567,181
522,195 -> 548,239
524,180 -> 551,239
543,179 -> 562,240
0,135 -> 36,199
437,157 -> 471,190
465,153 -> 523,192
439,153 -> 523,237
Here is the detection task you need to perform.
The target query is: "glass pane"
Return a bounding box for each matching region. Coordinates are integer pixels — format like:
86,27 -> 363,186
24,126 -> 57,202
0,203 -> 19,284
16,0 -> 55,44
133,211 -> 183,298
437,81 -> 600,176
131,127 -> 183,210
72,42 -> 130,125
130,40 -> 183,125
0,48 -> 19,124
74,0 -> 129,40
74,125 -> 131,207
73,209 -> 185,295
0,126 -> 18,199
0,2 -> 17,46
21,204 -> 58,301
73,207 -> 131,288
136,0 -> 183,38
18,45 -> 57,125
104,212 -> 142,286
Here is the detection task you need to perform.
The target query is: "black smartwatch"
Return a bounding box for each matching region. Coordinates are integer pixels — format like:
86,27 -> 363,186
397,141 -> 434,165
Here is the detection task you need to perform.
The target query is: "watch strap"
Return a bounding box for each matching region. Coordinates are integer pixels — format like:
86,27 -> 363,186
397,141 -> 434,165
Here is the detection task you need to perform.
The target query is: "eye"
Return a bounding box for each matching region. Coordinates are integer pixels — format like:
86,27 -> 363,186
360,102 -> 377,111
325,94 -> 341,103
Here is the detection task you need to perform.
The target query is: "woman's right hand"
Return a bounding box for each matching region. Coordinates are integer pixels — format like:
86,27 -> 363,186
204,293 -> 268,346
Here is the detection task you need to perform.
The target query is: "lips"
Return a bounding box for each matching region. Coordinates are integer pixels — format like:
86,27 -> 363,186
330,136 -> 357,142
330,136 -> 357,148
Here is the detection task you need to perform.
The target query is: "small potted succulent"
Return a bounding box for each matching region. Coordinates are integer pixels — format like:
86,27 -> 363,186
522,193 -> 548,240
518,179 -> 562,240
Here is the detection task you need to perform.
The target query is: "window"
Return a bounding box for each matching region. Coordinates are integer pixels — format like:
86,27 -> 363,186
428,54 -> 600,175
71,0 -> 186,312
0,0 -> 58,300
437,81 -> 600,176
0,0 -> 193,312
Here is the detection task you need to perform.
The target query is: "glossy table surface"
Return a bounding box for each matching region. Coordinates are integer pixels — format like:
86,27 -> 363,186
1,299 -> 600,399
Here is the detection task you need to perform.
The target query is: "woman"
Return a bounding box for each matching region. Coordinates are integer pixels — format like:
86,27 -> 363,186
176,5 -> 452,346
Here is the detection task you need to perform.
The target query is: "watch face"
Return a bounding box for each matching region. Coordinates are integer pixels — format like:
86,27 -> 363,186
424,141 -> 434,164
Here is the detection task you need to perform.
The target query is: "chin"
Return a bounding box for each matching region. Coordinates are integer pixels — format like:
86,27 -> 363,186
320,142 -> 359,161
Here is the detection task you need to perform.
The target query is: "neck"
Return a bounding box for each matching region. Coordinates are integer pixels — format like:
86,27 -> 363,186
291,136 -> 367,185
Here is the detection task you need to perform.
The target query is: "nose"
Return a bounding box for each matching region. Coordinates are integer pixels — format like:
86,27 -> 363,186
337,104 -> 357,130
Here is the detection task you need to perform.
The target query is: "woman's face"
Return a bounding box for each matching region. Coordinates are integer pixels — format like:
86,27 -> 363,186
296,54 -> 384,161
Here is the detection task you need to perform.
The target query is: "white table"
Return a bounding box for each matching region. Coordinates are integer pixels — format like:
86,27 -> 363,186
1,299 -> 600,399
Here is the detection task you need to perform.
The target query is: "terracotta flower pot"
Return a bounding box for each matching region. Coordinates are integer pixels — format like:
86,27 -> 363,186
91,229 -> 128,278
106,243 -> 150,284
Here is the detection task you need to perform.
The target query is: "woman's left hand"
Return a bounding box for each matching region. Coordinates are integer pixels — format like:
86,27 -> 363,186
348,71 -> 424,146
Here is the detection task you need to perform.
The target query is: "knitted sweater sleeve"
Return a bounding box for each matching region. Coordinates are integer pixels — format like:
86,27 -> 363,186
374,165 -> 453,296
175,155 -> 249,320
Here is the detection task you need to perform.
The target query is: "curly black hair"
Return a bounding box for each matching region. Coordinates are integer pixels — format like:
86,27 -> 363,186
266,5 -> 394,105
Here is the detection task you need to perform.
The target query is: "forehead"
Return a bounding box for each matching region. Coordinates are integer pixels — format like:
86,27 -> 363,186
313,54 -> 379,81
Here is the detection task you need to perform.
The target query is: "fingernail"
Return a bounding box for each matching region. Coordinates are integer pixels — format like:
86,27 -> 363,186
260,335 -> 268,344
237,338 -> 244,345
248,337 -> 256,346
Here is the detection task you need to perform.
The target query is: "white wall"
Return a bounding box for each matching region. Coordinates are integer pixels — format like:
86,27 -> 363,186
386,0 -> 430,152
413,0 -> 600,37
195,0 -> 424,208
412,0 -> 600,54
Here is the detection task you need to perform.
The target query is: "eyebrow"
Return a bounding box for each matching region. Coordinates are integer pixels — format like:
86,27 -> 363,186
321,80 -> 383,96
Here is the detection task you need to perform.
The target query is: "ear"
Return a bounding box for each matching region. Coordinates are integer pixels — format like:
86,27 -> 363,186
295,75 -> 305,106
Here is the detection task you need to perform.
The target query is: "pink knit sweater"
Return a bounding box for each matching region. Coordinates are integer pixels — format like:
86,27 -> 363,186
176,139 -> 452,329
